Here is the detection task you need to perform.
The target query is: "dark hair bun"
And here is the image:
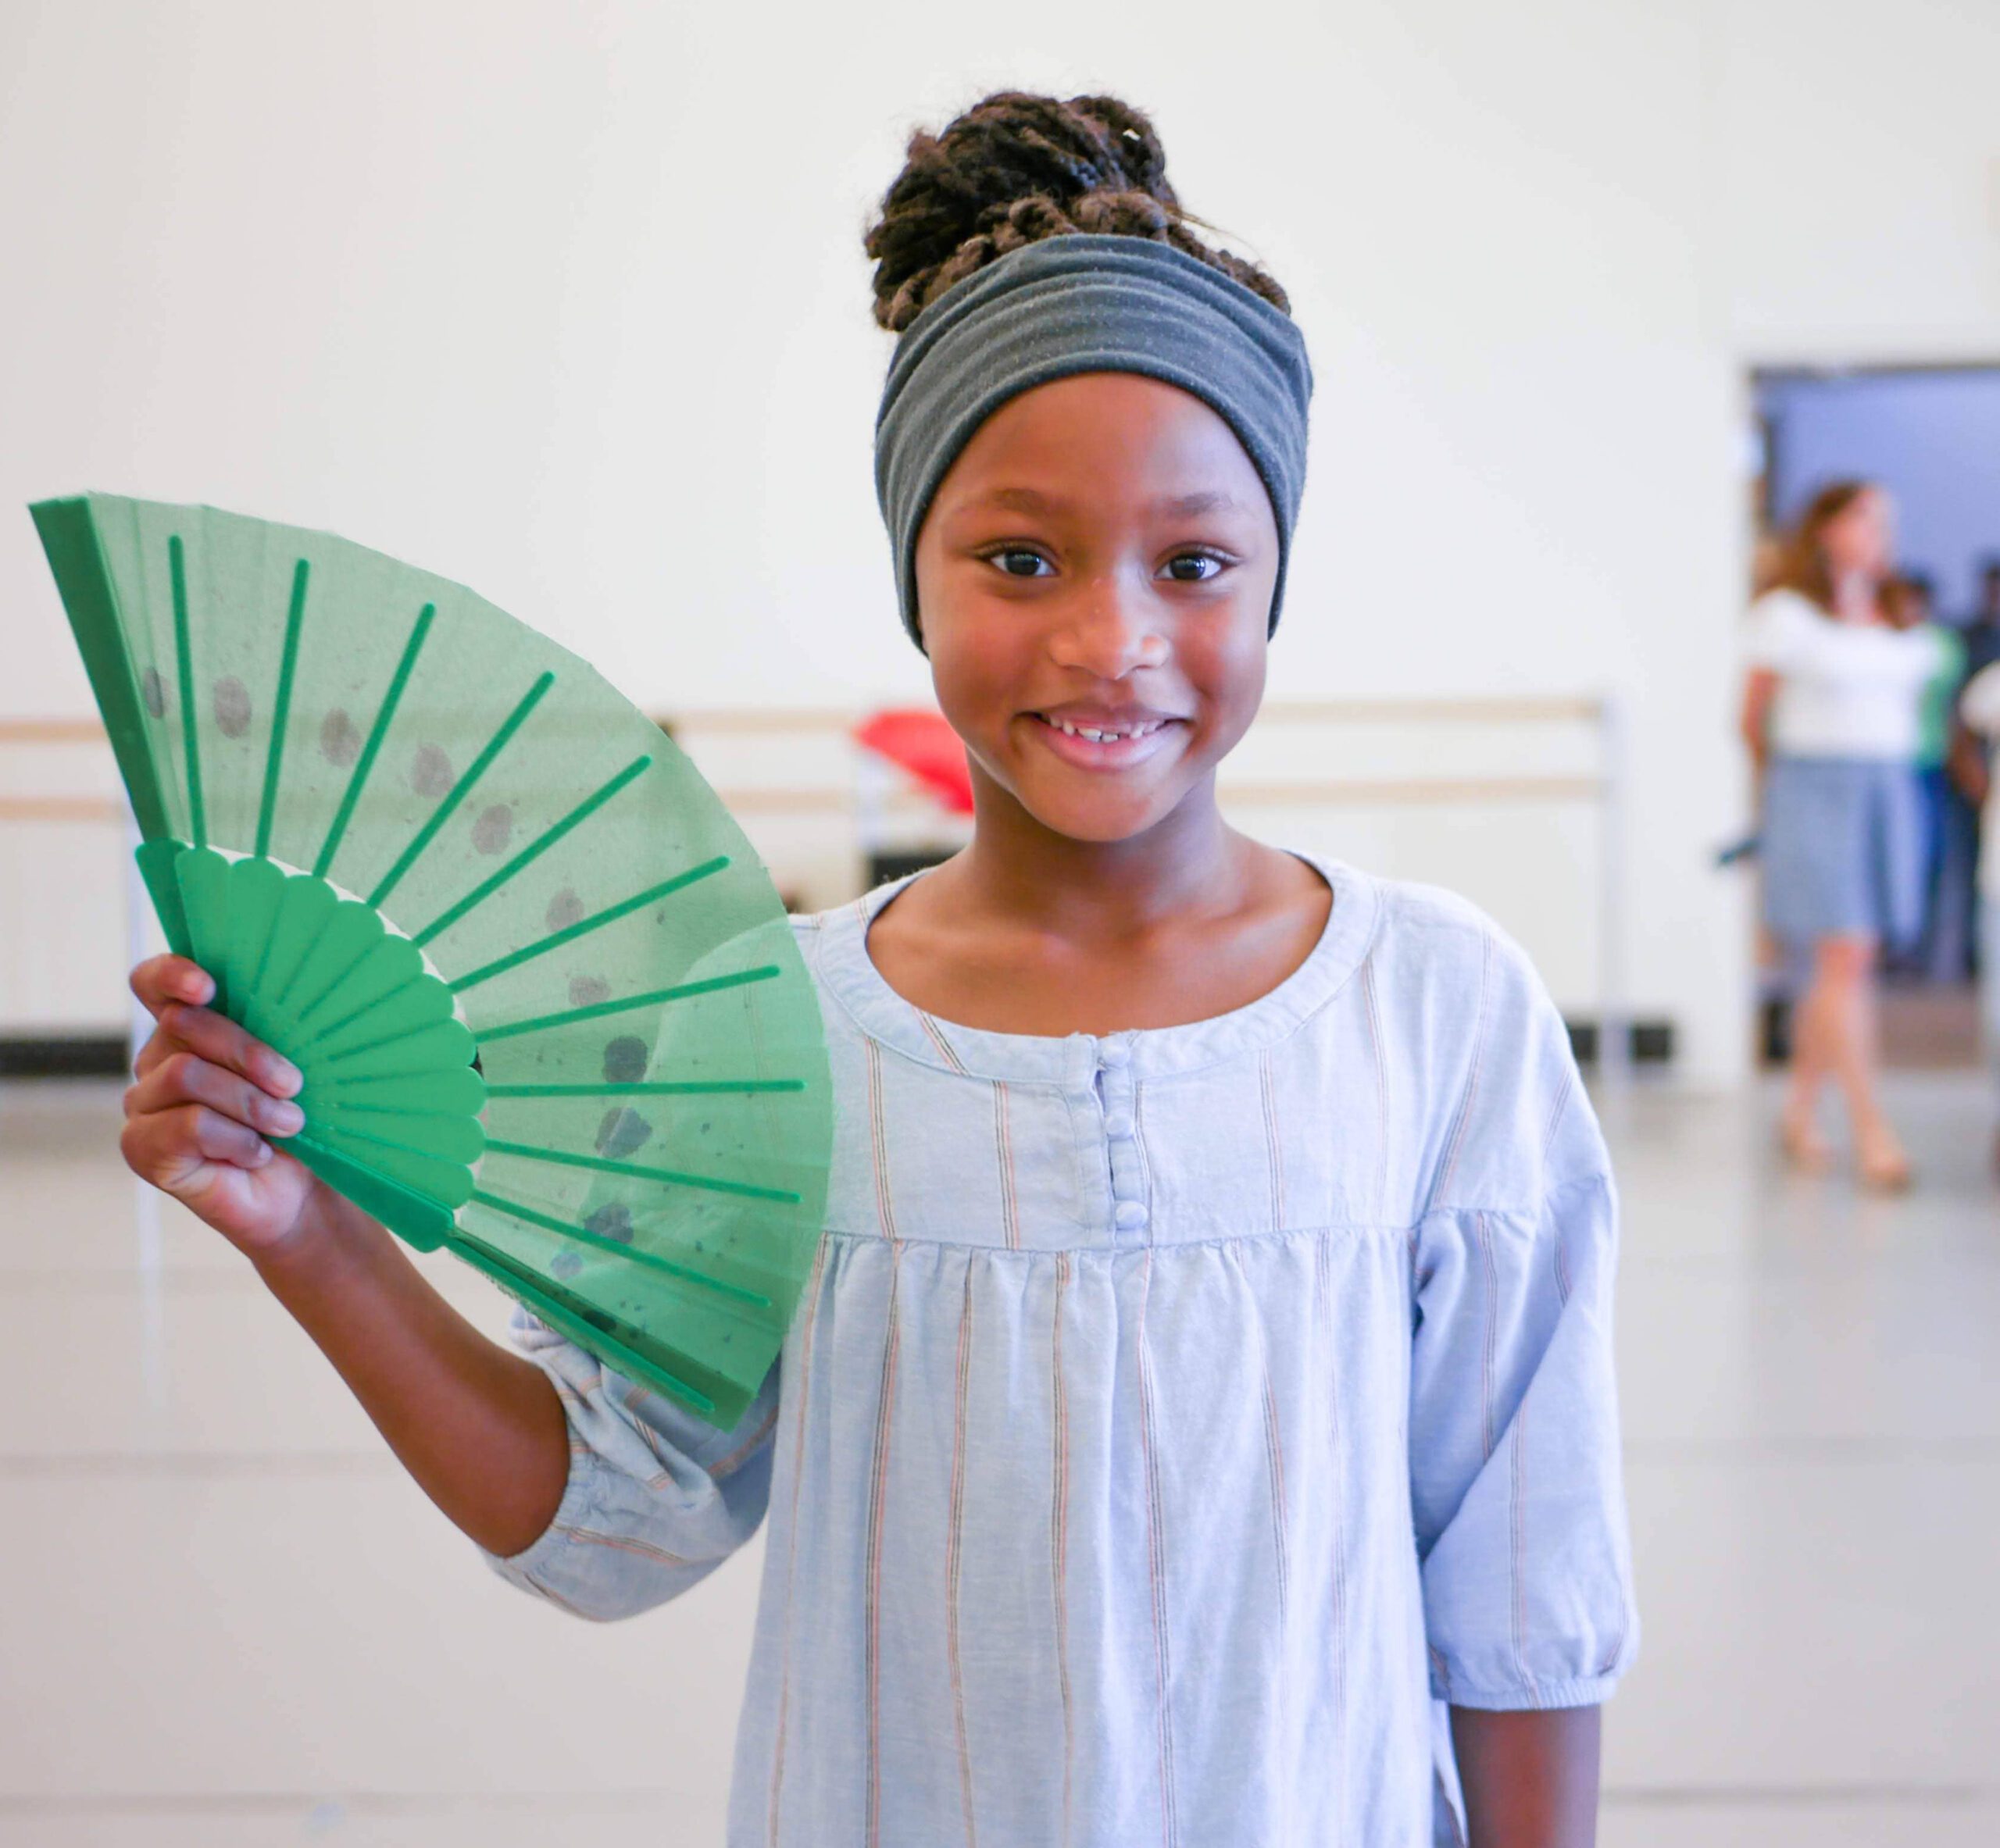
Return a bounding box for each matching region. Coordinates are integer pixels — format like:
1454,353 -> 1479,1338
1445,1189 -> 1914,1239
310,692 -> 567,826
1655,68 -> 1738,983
864,91 -> 1290,331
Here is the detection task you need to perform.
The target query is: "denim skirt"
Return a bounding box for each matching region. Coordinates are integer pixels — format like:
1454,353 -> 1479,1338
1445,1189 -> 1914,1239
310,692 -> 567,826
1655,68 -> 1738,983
1762,754 -> 1925,947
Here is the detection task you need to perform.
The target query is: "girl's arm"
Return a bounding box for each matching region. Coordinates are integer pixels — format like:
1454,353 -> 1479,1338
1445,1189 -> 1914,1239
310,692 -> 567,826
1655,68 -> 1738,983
1955,662 -> 2000,804
1408,930 -> 1635,1841
1451,1706 -> 1602,1847
1739,665 -> 1778,770
122,953 -> 570,1557
1948,719 -> 1988,807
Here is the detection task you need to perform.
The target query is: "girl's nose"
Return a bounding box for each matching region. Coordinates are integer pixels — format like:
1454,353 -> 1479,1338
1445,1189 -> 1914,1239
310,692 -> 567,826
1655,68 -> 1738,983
1046,580 -> 1169,680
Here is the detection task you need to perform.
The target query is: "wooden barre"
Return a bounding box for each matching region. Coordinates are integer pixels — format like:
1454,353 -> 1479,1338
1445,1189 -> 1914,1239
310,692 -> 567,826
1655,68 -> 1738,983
0,718 -> 108,744
652,699 -> 1606,732
722,776 -> 1606,811
0,796 -> 125,822
1253,697 -> 1604,726
0,695 -> 1607,747
0,776 -> 1605,826
1223,775 -> 1605,806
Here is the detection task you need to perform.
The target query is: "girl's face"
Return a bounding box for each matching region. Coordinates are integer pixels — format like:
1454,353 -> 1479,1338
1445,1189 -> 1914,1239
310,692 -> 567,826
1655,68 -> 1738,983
913,373 -> 1280,846
1821,488 -> 1894,581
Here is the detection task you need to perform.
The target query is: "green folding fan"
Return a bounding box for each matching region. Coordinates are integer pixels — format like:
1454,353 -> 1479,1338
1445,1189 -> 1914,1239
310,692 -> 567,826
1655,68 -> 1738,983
32,493 -> 831,1425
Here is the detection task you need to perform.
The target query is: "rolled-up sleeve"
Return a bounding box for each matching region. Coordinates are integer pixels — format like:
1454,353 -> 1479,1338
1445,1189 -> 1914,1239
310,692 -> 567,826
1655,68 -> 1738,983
482,1304 -> 781,1622
1409,1167 -> 1637,1709
1405,913 -> 1638,1711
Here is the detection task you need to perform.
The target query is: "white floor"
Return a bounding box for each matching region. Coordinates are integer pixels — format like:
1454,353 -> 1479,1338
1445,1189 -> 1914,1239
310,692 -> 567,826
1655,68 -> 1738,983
2,1072 -> 1995,1846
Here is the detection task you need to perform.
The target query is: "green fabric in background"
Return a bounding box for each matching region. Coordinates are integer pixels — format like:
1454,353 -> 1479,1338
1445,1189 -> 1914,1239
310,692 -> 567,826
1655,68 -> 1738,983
1918,624 -> 1967,769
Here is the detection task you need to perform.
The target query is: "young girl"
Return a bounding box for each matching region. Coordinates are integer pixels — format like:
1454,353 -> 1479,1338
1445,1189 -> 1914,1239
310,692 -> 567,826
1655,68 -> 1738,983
118,92 -> 1635,1848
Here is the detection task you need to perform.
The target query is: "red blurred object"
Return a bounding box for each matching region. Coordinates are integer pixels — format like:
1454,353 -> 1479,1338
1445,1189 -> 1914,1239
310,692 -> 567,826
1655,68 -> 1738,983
852,708 -> 975,815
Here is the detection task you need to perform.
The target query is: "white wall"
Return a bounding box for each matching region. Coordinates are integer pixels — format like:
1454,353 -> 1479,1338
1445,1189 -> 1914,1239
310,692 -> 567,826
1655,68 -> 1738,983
4,0 -> 1998,1083
1720,0 -> 2000,364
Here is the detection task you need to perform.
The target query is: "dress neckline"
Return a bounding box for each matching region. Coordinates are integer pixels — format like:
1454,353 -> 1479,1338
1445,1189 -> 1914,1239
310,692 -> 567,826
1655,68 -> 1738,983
811,849 -> 1381,1084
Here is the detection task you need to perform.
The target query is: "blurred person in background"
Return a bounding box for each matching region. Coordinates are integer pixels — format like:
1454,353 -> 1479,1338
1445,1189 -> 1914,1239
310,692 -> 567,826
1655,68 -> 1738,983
1946,558 -> 2000,971
1740,482 -> 1948,1189
1879,573 -> 1966,979
1961,558 -> 2000,684
1954,657 -> 2000,1168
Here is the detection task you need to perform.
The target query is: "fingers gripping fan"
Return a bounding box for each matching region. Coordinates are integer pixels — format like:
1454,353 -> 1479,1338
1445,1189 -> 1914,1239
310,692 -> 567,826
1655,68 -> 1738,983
33,494 -> 830,1425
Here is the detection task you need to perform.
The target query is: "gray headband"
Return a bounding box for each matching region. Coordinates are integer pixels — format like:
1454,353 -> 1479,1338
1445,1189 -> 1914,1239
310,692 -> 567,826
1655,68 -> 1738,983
873,233 -> 1313,651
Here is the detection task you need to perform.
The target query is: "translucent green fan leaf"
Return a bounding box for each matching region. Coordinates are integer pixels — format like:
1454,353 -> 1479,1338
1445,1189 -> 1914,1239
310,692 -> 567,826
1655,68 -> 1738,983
31,492 -> 832,1425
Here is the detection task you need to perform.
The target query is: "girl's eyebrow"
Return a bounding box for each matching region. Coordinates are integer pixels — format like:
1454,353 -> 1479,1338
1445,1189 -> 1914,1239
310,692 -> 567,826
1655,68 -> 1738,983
1156,490 -> 1245,516
959,486 -> 1066,515
964,487 -> 1247,516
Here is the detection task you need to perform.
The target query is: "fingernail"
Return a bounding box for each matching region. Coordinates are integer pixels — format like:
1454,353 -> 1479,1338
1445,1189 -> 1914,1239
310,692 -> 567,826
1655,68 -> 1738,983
268,1058 -> 304,1097
268,1101 -> 305,1136
181,973 -> 215,1003
250,1140 -> 272,1166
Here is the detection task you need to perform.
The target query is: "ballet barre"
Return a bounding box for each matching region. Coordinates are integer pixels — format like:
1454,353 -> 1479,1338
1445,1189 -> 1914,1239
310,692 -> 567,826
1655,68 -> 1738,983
680,775 -> 1607,813
0,695 -> 1631,1083
0,775 -> 1605,820
650,695 -> 1608,733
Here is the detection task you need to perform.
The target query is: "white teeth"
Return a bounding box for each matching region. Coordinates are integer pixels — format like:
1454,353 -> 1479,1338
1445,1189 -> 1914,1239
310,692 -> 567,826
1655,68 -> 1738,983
1048,717 -> 1163,743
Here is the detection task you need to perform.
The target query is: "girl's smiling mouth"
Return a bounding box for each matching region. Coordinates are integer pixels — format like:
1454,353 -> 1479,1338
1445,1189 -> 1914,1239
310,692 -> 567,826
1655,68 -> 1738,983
1027,705 -> 1186,769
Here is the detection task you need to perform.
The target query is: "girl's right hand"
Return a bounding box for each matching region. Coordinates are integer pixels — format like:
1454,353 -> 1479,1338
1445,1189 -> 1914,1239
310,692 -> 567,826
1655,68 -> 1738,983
123,960 -> 569,1560
122,954 -> 334,1259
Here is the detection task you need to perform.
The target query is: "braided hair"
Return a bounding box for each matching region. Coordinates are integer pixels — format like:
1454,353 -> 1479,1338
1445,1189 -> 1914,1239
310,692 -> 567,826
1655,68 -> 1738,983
864,91 -> 1291,332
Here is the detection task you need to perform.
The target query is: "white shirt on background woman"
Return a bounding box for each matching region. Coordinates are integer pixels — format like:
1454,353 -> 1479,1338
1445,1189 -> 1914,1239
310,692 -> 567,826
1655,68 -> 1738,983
1745,587 -> 1950,761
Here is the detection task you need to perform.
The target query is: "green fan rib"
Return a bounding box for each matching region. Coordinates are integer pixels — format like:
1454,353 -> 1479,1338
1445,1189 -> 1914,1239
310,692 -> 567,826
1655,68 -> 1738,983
312,1009 -> 455,1067
289,936 -> 380,1031
445,1236 -> 717,1414
468,1187 -> 772,1307
367,670 -> 554,909
234,856 -> 288,998
477,963 -> 778,1041
316,1063 -> 481,1100
29,499 -> 173,844
254,558 -> 310,860
482,1138 -> 801,1204
316,1098 -> 476,1122
309,1112 -> 477,1179
311,973 -> 423,1046
248,921 -> 280,997
168,535 -> 205,849
447,855 -> 730,994
312,603 -> 434,879
412,753 -> 652,949
484,1079 -> 805,1098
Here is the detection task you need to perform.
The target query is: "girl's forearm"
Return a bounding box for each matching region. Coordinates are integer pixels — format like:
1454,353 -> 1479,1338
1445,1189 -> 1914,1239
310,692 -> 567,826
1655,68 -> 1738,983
251,1190 -> 570,1557
1450,1704 -> 1602,1848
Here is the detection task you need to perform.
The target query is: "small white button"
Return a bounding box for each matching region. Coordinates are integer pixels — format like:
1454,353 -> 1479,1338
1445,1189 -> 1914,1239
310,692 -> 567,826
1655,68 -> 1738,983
1113,1200 -> 1149,1231
1099,1040 -> 1131,1068
1104,1112 -> 1135,1140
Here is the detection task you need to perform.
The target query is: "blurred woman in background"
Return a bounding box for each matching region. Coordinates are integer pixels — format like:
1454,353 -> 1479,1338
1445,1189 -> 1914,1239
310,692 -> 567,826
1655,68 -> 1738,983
1741,482 -> 1948,1188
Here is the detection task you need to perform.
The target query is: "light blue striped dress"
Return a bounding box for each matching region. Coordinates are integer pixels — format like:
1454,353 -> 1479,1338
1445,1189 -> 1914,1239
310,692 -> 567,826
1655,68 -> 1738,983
484,854 -> 1638,1846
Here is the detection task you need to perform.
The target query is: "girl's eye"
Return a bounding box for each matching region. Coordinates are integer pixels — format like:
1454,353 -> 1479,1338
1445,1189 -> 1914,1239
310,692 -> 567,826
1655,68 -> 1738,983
987,548 -> 1055,579
1163,551 -> 1226,583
